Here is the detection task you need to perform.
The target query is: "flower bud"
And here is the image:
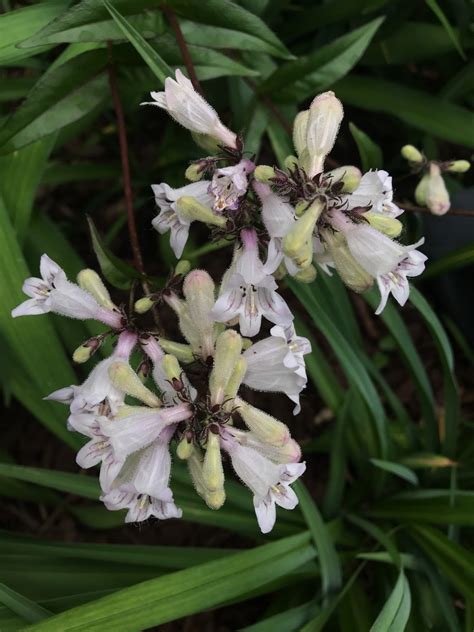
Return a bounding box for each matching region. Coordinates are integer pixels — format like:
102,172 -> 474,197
235,398 -> 290,447
176,196 -> 226,227
295,200 -> 310,217
188,450 -> 207,498
306,92 -> 343,177
72,336 -> 101,364
158,338 -> 194,364
284,155 -> 299,170
191,132 -> 222,153
177,433 -> 194,460
326,166 -> 362,193
162,354 -> 182,383
223,356 -> 247,409
203,427 -> 224,492
401,145 -> 423,163
183,269 -> 216,359
175,259 -> 191,276
205,488 -> 226,509
108,361 -> 161,407
209,330 -> 243,405
283,199 -> 324,261
185,162 -> 205,182
294,264 -> 317,283
134,296 -> 155,314
293,109 -> 309,156
363,212 -> 403,238
137,358 -> 151,383
424,163 -> 450,216
77,269 -> 116,311
445,160 -> 470,173
323,231 -> 373,293
254,165 -> 276,183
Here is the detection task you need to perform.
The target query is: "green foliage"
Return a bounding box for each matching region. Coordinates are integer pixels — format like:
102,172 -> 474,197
0,0 -> 472,630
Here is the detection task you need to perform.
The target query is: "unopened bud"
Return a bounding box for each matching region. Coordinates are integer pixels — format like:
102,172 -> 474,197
162,354 -> 182,383
401,145 -> 423,163
108,361 -> 161,407
184,162 -> 203,182
254,165 -> 276,183
137,358 -> 151,383
325,237 -> 374,293
363,212 -> 403,238
294,264 -> 317,283
72,336 -> 101,364
77,269 -> 116,310
445,159 -> 470,173
205,488 -> 226,509
422,163 -> 450,216
188,450 -> 207,498
158,338 -> 194,364
235,398 -> 290,447
241,338 -> 252,350
183,270 -> 216,359
223,356 -> 247,409
175,259 -> 191,276
306,92 -> 343,177
284,155 -> 299,170
326,166 -> 362,193
177,196 -> 226,227
134,296 -> 155,314
284,199 -> 324,261
295,200 -> 310,217
293,109 -> 309,156
177,433 -> 194,460
203,428 -> 224,492
209,330 -> 243,405
191,132 -> 222,153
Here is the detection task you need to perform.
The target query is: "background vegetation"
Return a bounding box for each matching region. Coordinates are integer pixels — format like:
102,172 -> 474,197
0,0 -> 473,630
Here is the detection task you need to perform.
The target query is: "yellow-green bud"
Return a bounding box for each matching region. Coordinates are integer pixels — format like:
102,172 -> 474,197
223,356 -> 247,409
108,361 -> 161,407
401,145 -> 423,163
284,155 -> 299,170
363,212 -> 403,238
176,196 -> 226,227
235,398 -> 290,447
241,338 -> 252,350
326,239 -> 374,293
415,173 -> 429,207
187,450 -> 207,499
77,269 -> 116,310
72,344 -> 94,364
293,110 -> 309,156
191,132 -> 222,153
209,330 -> 243,405
295,200 -> 310,217
162,354 -> 181,382
294,264 -> 317,283
254,165 -> 276,183
283,199 -> 324,260
446,160 -> 470,173
175,259 -> 191,276
185,163 -> 204,182
203,429 -> 224,492
177,434 -> 194,460
134,296 -> 155,314
205,488 -> 226,509
158,338 -> 194,364
326,166 -> 362,193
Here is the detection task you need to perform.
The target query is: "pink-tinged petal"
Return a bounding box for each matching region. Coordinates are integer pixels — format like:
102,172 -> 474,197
254,496 -> 276,534
22,277 -> 48,299
281,462 -> 306,483
99,454 -> 124,493
211,287 -> 244,323
391,278 -> 410,307
39,254 -> 65,284
151,498 -> 183,520
257,287 -> 293,327
44,386 -> 75,404
170,223 -> 190,259
273,485 -> 299,510
101,411 -> 167,460
131,440 -> 172,500
11,298 -> 48,317
76,439 -> 107,469
375,276 -> 391,315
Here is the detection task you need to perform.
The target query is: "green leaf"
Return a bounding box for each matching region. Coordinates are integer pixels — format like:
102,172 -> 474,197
422,241 -> 474,279
0,464 -> 99,500
104,2 -> 172,84
260,18 -> 384,100
0,584 -> 52,624
0,51 -> 108,154
87,216 -> 141,290
294,481 -> 342,595
425,0 -> 466,60
333,74 -> 474,148
369,490 -> 474,525
370,459 -> 419,486
323,392 -> 352,516
181,21 -> 283,56
370,570 -> 411,632
348,122 -> 383,171
24,533 -> 314,631
164,0 -> 293,60
240,600 -> 319,632
0,0 -> 71,65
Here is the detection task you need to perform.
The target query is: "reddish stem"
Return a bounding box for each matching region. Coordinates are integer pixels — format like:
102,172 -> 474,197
397,201 -> 474,218
162,5 -> 203,95
107,42 -> 146,275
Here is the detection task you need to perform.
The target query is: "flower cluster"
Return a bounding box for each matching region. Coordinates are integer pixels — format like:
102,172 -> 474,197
12,70 -> 436,534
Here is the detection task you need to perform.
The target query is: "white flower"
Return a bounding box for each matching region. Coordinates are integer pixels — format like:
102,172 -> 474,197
376,241 -> 427,314
101,426 -> 182,523
211,229 -> 293,337
304,92 -> 343,177
152,181 -> 214,258
221,434 -> 305,534
312,235 -> 335,275
11,254 -> 122,328
143,69 -> 237,149
243,324 -> 311,414
346,170 -> 402,218
210,158 -> 254,212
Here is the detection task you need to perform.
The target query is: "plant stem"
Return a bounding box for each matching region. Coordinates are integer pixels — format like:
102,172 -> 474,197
107,41 -> 146,275
162,5 -> 203,94
397,201 -> 474,218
